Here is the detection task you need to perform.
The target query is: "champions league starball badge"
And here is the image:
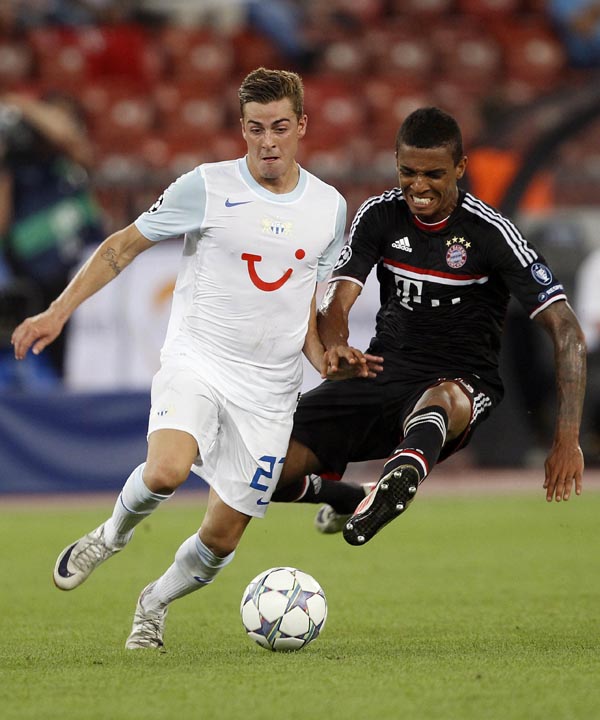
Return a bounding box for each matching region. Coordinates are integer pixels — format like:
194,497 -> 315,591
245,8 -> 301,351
333,244 -> 352,270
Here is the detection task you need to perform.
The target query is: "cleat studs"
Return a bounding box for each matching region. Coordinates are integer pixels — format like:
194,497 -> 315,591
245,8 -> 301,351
408,485 -> 417,495
345,522 -> 354,531
396,502 -> 404,512
357,535 -> 365,544
380,481 -> 389,491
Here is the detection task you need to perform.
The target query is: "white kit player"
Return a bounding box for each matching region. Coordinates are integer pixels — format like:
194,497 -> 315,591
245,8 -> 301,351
11,68 -> 376,650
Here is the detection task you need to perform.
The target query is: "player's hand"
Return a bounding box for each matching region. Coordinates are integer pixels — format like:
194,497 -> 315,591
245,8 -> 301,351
542,441 -> 584,502
321,345 -> 384,380
11,309 -> 65,360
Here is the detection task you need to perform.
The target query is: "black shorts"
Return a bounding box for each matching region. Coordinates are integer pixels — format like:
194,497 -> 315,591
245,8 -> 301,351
291,374 -> 501,477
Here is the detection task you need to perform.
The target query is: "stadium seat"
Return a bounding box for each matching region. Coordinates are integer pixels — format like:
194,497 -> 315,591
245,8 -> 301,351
160,27 -> 234,91
77,24 -> 162,86
363,79 -> 430,146
327,0 -> 386,25
316,35 -> 370,77
0,39 -> 34,89
491,19 -> 567,88
85,87 -> 156,152
386,0 -> 455,16
456,0 -> 522,16
303,78 -> 368,143
230,30 -> 285,76
154,83 -> 229,143
368,26 -> 434,86
430,17 -> 503,92
28,27 -> 89,92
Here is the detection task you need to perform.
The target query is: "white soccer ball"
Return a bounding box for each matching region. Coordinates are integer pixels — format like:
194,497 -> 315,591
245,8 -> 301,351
240,566 -> 327,651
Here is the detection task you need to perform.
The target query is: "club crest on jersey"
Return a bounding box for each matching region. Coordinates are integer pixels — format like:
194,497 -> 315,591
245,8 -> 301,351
531,262 -> 553,286
446,237 -> 468,269
333,244 -> 352,270
262,218 -> 292,237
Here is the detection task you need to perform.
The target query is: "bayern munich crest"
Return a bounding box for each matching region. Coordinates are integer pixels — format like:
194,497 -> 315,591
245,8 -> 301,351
446,242 -> 467,269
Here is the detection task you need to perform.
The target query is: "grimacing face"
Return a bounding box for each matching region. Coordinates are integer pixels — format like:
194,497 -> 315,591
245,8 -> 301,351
241,97 -> 307,193
396,143 -> 467,223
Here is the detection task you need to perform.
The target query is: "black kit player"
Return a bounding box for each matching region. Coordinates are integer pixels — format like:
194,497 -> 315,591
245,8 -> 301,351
272,106 -> 587,546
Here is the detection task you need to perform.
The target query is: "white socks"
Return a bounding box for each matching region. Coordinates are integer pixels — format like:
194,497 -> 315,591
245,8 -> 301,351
103,463 -> 171,548
149,534 -> 235,606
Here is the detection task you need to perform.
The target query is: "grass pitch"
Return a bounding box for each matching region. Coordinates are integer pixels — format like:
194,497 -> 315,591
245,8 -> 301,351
1,488 -> 599,720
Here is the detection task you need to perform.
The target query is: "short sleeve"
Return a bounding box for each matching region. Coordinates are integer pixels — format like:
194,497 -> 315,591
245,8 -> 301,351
135,166 -> 207,242
316,193 -> 347,282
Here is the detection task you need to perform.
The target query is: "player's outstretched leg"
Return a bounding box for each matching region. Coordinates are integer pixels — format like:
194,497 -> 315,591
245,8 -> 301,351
53,523 -> 129,590
53,464 -> 171,590
342,465 -> 419,546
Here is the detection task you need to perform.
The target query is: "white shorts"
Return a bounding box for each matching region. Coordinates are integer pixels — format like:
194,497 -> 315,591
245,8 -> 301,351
147,362 -> 293,518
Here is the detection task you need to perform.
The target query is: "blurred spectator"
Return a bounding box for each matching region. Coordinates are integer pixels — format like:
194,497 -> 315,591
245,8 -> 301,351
138,0 -> 319,68
574,245 -> 600,463
3,0 -> 135,27
0,91 -> 104,380
548,0 -> 600,68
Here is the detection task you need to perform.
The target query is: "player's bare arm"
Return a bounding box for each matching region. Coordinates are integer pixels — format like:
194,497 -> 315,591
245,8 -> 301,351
302,289 -> 375,380
534,300 -> 586,502
317,279 -> 384,377
11,223 -> 154,360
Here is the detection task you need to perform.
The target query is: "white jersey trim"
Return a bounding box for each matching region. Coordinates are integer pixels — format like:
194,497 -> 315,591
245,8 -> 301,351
462,194 -> 537,268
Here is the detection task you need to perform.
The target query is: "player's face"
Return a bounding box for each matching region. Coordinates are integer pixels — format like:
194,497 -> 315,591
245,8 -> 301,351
396,144 -> 467,223
241,98 -> 307,192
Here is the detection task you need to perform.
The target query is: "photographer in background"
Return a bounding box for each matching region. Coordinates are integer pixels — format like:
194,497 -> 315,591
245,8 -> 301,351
0,92 -> 104,380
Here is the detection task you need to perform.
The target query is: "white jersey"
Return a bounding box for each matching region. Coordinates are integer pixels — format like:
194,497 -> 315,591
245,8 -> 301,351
135,157 -> 346,417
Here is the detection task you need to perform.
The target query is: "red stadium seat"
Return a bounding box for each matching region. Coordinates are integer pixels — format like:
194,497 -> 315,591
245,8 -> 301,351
363,79 -> 431,147
386,0 -> 455,16
77,25 -> 162,86
316,36 -> 370,77
327,0 -> 386,24
492,19 -> 567,88
456,0 -> 523,16
154,83 -> 229,143
430,17 -> 503,92
367,26 -> 434,87
28,27 -> 88,92
0,39 -> 34,89
303,78 -> 368,143
230,30 -> 285,76
160,27 -> 234,91
84,85 -> 156,152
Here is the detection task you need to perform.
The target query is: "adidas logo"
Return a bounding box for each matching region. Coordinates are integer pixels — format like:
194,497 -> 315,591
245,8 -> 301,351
391,236 -> 412,252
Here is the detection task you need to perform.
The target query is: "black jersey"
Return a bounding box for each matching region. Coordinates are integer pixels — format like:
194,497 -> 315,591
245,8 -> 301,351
331,188 -> 567,393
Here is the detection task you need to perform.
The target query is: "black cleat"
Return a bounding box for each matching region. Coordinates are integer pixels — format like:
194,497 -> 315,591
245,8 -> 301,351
342,465 -> 419,546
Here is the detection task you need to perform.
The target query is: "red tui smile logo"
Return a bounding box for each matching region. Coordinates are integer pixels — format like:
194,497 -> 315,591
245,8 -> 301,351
241,249 -> 306,291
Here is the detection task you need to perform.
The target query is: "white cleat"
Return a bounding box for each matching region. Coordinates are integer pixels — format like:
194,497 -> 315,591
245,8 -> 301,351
314,482 -> 377,535
125,582 -> 168,651
53,523 -> 124,591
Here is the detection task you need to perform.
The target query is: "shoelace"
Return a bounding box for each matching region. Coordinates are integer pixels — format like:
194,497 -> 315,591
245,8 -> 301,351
131,609 -> 166,647
71,533 -> 113,571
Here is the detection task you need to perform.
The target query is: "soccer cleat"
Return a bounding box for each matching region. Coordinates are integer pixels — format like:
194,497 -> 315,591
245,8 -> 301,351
125,582 -> 168,651
343,465 -> 419,546
53,523 -> 125,591
314,482 -> 377,535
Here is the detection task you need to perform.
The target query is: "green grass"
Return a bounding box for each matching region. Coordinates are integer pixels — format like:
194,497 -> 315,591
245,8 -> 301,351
1,491 -> 599,720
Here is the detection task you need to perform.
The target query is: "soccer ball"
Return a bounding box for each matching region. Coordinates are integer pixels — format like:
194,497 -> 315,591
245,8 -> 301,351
240,567 -> 327,651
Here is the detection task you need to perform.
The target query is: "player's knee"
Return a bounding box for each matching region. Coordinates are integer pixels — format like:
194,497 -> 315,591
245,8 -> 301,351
199,526 -> 240,557
143,460 -> 189,494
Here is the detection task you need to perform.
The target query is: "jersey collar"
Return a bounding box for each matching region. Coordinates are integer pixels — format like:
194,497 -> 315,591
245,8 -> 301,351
238,156 -> 307,203
411,214 -> 451,232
